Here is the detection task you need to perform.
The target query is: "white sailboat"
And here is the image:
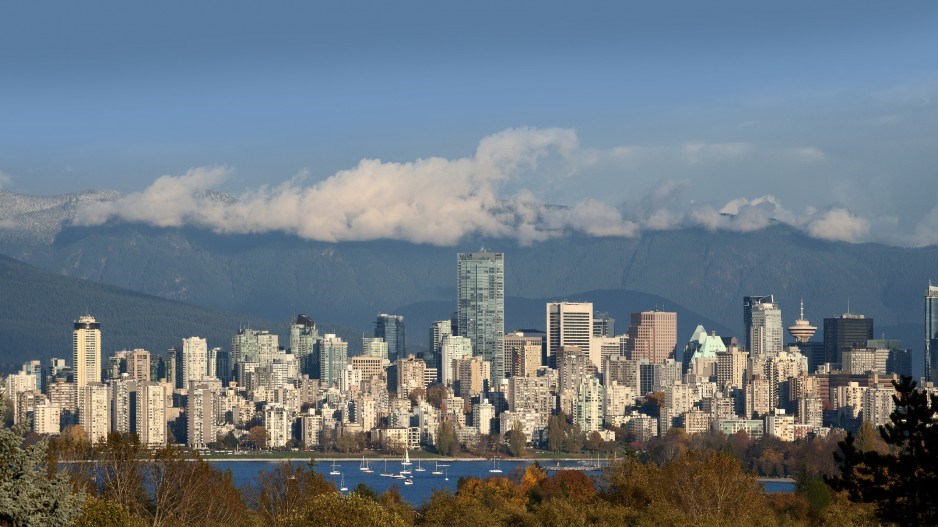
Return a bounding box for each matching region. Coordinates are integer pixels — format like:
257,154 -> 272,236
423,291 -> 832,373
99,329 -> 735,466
431,460 -> 443,476
444,467 -> 449,481
414,458 -> 426,472
380,459 -> 392,477
489,444 -> 502,473
403,477 -> 414,486
329,461 -> 341,476
362,457 -> 373,473
339,474 -> 348,492
399,449 -> 412,474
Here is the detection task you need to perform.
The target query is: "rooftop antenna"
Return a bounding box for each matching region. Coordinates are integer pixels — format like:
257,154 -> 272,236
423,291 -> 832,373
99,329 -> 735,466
799,298 -> 805,321
847,297 -> 851,315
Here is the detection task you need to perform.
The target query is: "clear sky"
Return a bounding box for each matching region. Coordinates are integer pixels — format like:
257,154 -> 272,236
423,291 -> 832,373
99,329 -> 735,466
2,1 -> 938,246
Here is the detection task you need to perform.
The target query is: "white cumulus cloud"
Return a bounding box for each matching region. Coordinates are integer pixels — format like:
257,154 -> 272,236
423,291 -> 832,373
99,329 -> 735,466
70,128 -> 885,246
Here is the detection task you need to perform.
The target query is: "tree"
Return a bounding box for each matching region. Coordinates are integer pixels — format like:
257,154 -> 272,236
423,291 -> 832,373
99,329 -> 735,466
853,421 -> 886,454
95,433 -> 148,518
248,426 -> 269,450
829,376 -> 938,525
0,424 -> 84,526
546,415 -> 564,452
639,392 -> 665,417
352,483 -> 377,500
436,421 -> 458,456
248,461 -> 335,525
335,432 -> 361,453
71,497 -> 145,527
426,384 -> 448,409
584,431 -> 603,452
146,446 -> 248,527
656,450 -> 770,524
506,425 -> 526,457
292,492 -> 410,527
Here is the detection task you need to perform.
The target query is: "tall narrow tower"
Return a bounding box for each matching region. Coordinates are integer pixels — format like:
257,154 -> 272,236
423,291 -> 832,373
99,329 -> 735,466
926,284 -> 938,382
72,314 -> 102,389
457,251 -> 505,381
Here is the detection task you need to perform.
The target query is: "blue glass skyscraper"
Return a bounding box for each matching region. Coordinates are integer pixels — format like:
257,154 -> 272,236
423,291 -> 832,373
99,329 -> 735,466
457,251 -> 505,381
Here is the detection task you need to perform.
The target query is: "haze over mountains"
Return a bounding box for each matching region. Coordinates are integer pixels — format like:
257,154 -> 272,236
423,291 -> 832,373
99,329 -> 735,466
1,189 -> 936,375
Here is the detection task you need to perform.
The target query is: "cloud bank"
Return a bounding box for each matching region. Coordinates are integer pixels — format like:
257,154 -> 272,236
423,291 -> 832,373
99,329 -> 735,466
72,127 -> 895,246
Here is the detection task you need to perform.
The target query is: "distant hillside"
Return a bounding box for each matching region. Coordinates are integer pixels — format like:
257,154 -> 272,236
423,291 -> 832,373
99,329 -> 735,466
1,203 -> 937,375
0,254 -> 360,369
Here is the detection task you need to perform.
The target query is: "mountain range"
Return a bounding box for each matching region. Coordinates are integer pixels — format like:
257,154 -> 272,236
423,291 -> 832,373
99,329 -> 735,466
1,189 -> 936,375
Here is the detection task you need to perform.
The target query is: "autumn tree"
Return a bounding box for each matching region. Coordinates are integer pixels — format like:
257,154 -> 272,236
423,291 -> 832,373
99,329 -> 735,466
248,425 -> 269,450
94,432 -> 148,518
247,461 -> 335,526
656,450 -> 771,524
146,446 -> 248,527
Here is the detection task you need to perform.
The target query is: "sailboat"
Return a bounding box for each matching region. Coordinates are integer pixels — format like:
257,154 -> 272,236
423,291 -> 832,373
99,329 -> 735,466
329,461 -> 341,476
414,458 -> 426,472
489,444 -> 502,473
431,460 -> 443,476
339,474 -> 348,492
361,456 -> 373,473
403,477 -> 414,486
444,467 -> 449,481
380,459 -> 392,477
399,449 -> 412,474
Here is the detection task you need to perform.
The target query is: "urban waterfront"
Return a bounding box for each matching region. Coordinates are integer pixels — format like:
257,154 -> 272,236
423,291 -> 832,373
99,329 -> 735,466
213,459 -> 796,505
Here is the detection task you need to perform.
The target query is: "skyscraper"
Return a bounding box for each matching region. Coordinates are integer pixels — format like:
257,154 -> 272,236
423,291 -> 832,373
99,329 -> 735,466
823,313 -> 873,368
317,334 -> 348,387
926,284 -> 938,382
72,314 -> 102,391
546,302 -> 595,367
290,314 -> 318,373
180,336 -> 209,387
743,295 -> 773,352
375,314 -> 405,361
748,297 -> 783,359
626,310 -> 677,364
457,251 -> 505,380
429,320 -> 452,360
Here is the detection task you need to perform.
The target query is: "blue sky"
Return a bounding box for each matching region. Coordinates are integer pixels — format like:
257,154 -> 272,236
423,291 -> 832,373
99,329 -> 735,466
2,1 -> 938,245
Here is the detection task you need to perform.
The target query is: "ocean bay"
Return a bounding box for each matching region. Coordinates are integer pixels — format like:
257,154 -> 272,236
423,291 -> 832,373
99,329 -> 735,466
211,459 -> 795,505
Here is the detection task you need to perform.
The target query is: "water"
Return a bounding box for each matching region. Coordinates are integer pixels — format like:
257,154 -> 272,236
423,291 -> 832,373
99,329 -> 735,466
211,459 -> 796,506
